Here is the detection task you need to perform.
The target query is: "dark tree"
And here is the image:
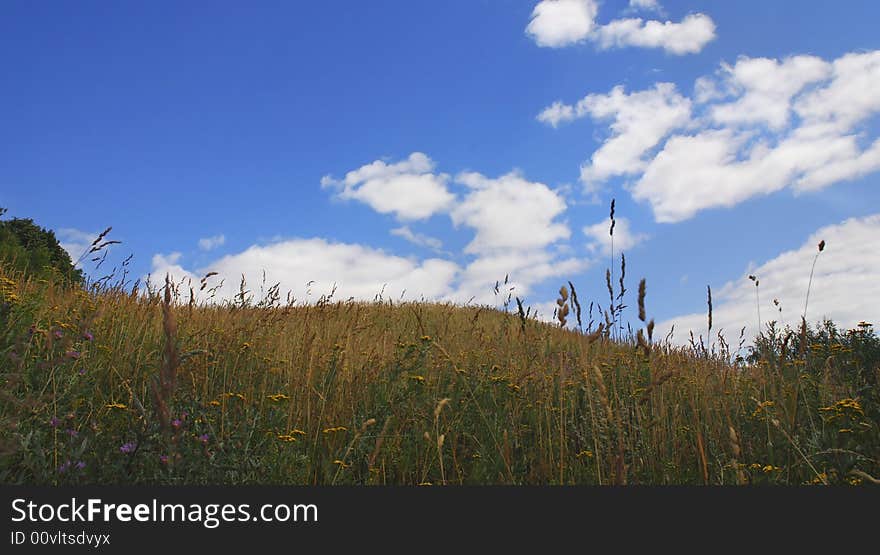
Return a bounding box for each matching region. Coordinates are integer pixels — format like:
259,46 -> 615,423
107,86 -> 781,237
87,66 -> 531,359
0,207 -> 84,283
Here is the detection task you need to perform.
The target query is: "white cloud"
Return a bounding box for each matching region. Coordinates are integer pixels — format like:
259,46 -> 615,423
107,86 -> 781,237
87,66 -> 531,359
539,84 -> 691,192
160,224 -> 586,309
628,0 -> 661,12
321,152 -> 454,220
148,238 -> 459,304
526,0 -> 598,48
796,138 -> 880,191
707,55 -> 831,130
658,214 -> 880,344
451,171 -> 570,254
448,170 -> 585,304
592,14 -> 716,55
693,75 -> 724,104
555,50 -> 880,222
320,156 -> 585,307
631,127 -> 869,222
634,127 -> 879,224
454,250 -> 589,305
56,228 -> 98,263
146,252 -> 199,292
390,226 -> 444,251
198,234 -> 225,251
526,0 -> 715,54
583,216 -> 648,255
795,50 -> 880,132
536,101 -> 576,128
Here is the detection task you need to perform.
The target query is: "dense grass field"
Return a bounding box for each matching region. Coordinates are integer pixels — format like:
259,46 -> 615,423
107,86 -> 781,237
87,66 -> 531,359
0,265 -> 877,485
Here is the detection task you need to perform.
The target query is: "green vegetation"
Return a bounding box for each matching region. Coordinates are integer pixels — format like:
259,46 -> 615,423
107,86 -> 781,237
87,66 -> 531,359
1,263 -> 877,485
0,208 -> 84,284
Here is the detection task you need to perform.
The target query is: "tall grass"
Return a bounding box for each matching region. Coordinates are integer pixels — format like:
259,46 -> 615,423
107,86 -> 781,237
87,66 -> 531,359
0,259 -> 877,485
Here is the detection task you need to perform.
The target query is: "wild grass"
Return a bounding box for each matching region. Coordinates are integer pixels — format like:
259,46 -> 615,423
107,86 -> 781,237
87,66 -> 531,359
0,260 -> 877,485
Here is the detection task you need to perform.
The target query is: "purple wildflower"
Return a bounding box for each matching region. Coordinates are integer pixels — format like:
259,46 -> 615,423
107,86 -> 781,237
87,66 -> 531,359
171,418 -> 182,429
83,331 -> 94,341
78,367 -> 87,376
65,351 -> 81,360
119,442 -> 136,454
58,461 -> 71,474
66,429 -> 79,437
49,416 -> 61,428
53,330 -> 63,339
159,455 -> 169,465
75,461 -> 86,470
197,434 -> 209,444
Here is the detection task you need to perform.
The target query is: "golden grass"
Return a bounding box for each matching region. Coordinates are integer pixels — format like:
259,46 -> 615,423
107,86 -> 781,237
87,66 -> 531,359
0,264 -> 877,485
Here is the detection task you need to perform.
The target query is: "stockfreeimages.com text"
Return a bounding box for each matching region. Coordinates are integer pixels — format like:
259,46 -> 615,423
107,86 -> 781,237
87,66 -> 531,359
11,498 -> 317,529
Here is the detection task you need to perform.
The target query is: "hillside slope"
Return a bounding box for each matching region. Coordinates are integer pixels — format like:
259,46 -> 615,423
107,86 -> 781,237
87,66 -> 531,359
1,268 -> 877,485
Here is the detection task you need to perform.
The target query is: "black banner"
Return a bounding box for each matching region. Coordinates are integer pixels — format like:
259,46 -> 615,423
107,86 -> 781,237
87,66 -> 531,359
1,486 -> 874,551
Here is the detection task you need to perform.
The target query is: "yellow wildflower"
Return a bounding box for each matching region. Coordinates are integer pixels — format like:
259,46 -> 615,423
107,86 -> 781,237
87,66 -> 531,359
752,400 -> 775,417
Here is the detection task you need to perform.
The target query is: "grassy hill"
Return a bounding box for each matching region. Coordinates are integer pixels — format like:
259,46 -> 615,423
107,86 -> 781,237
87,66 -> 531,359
1,266 -> 877,485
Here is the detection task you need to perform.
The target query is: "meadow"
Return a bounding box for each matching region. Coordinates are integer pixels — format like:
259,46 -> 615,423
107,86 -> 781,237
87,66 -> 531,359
0,255 -> 878,486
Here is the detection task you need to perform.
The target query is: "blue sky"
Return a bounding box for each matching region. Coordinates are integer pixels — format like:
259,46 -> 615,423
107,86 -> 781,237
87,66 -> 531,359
2,0 -> 879,341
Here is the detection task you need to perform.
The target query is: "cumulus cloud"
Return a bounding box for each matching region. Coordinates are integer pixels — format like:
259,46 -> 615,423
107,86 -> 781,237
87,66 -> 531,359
657,214 -> 880,344
147,238 -> 459,304
449,170 -> 585,302
526,0 -> 599,48
526,0 -> 715,54
454,250 -> 588,305
390,225 -> 444,252
795,51 -> 880,132
628,0 -> 661,12
451,171 -> 570,254
550,50 -> 880,222
591,14 -> 716,55
705,55 -> 832,130
319,159 -> 585,307
198,234 -> 225,251
150,231 -> 584,309
536,101 -> 576,128
56,228 -> 98,263
795,138 -> 880,191
583,217 -> 648,255
146,252 -> 199,292
632,126 -> 877,222
539,83 -> 691,192
321,152 -> 454,220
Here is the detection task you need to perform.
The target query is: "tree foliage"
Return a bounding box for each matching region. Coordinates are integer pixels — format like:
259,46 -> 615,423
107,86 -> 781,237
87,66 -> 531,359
0,207 -> 83,283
